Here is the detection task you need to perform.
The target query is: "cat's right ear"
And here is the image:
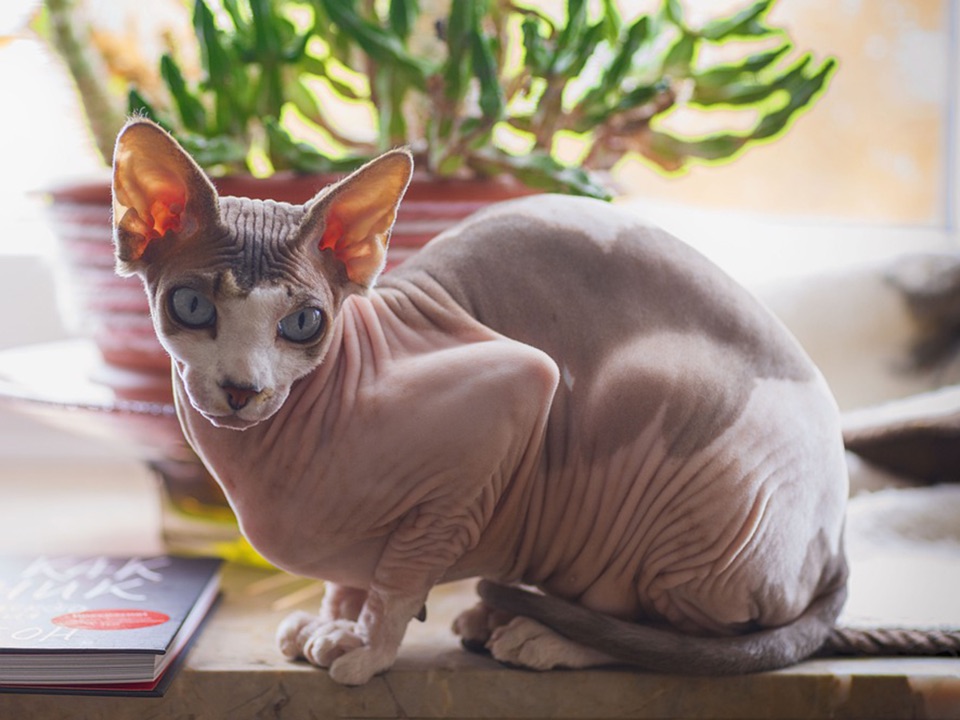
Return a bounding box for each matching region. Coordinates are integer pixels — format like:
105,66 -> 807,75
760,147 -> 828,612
111,119 -> 219,277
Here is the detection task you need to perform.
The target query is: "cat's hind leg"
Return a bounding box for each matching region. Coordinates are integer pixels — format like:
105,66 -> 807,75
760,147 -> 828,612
487,616 -> 620,670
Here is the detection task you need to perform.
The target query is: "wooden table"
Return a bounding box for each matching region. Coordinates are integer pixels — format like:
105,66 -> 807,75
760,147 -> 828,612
1,561 -> 959,719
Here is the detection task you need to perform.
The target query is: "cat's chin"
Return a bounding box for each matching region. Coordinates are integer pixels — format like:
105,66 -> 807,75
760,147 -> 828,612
202,412 -> 266,431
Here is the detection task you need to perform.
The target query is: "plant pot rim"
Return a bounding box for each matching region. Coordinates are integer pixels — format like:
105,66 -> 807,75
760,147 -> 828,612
42,169 -> 540,206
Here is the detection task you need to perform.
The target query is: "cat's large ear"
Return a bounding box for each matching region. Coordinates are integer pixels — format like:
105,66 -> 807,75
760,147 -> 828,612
111,119 -> 219,277
301,149 -> 413,289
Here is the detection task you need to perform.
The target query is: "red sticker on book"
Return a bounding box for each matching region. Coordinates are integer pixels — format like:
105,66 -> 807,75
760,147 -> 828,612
52,609 -> 170,631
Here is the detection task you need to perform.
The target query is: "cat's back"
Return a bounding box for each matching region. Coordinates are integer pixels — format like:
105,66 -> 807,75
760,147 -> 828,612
380,194 -> 811,386
379,194 -> 846,627
384,194 -> 664,324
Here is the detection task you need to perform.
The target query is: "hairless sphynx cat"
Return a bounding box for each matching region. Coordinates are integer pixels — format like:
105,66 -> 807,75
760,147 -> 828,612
111,119 -> 848,685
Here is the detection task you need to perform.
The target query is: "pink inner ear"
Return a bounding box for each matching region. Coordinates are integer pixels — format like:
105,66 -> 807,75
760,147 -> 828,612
148,193 -> 185,239
319,211 -> 345,256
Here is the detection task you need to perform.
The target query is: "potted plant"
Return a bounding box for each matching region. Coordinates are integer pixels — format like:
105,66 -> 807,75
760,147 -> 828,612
51,0 -> 835,188
45,0 -> 835,364
38,0 -> 834,556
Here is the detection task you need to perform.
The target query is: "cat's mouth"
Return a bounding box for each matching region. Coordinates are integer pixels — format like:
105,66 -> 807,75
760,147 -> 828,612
173,363 -> 283,430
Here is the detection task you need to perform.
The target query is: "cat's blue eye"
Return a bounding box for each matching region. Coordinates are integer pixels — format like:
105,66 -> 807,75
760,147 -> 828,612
278,308 -> 324,343
169,287 -> 216,329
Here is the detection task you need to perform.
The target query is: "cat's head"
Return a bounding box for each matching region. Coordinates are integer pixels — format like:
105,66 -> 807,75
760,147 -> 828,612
111,119 -> 412,430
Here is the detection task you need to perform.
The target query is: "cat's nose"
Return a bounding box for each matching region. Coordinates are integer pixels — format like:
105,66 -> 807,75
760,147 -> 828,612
221,382 -> 261,411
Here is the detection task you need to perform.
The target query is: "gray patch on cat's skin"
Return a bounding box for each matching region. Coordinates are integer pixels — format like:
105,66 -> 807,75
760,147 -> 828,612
384,203 -> 813,457
218,197 -> 306,291
215,268 -> 247,298
215,196 -> 349,309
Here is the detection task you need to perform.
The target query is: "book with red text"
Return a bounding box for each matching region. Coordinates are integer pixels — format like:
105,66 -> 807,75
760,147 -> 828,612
0,555 -> 221,695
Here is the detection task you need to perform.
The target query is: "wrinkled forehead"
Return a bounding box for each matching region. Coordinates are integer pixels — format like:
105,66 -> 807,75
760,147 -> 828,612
212,196 -> 308,290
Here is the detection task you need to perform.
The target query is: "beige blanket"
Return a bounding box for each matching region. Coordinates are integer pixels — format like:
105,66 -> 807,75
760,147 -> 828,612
842,387 -> 960,631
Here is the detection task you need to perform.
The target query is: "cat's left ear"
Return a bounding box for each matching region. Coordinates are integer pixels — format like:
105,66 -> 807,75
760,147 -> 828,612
111,119 -> 220,276
301,149 -> 413,289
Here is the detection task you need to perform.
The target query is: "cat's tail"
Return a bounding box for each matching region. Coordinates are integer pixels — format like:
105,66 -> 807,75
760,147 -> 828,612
477,579 -> 845,675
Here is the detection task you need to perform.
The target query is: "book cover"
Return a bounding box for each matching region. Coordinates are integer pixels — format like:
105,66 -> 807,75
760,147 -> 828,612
0,555 -> 221,695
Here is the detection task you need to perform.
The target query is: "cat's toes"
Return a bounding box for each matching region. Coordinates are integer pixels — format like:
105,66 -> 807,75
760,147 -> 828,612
275,613 -> 393,684
452,602 -> 492,647
487,616 -> 613,671
300,620 -> 366,668
277,613 -> 367,668
276,610 -> 317,659
487,616 -> 561,670
453,600 -> 514,653
329,645 -> 396,686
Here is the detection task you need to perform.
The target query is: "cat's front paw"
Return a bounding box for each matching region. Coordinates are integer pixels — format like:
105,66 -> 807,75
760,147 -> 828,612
277,612 -> 365,668
302,621 -> 366,668
329,645 -> 397,686
277,610 -> 317,659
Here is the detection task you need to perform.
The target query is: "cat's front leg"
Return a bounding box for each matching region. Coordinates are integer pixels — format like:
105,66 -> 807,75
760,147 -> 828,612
313,508 -> 475,685
318,583 -> 368,623
323,587 -> 427,685
277,583 -> 367,663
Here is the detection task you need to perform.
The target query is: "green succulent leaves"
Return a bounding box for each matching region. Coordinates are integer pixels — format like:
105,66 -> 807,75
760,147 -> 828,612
125,0 -> 835,196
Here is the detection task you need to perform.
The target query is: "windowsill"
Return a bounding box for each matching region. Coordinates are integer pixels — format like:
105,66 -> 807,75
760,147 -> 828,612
616,197 -> 957,289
